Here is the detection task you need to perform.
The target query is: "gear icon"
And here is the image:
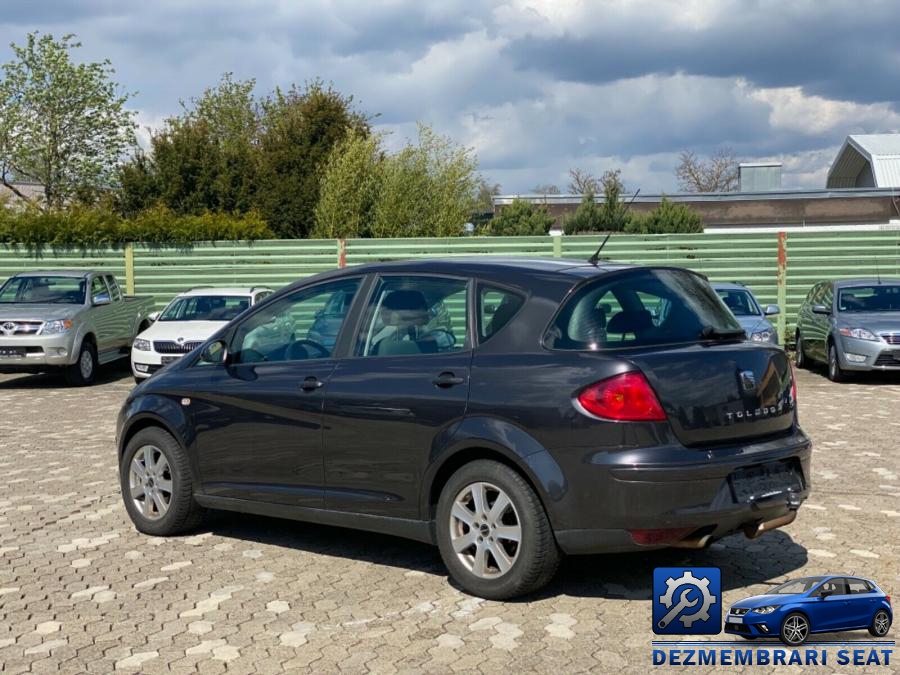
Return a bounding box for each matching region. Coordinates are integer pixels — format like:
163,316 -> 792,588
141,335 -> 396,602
659,571 -> 717,628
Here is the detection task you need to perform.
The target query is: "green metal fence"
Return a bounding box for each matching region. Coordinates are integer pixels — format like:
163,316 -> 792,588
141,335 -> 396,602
2,231 -> 900,342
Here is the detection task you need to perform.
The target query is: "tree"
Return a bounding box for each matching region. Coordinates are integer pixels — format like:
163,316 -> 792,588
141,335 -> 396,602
0,32 -> 136,208
257,80 -> 369,238
489,198 -> 555,236
626,197 -> 703,233
531,183 -> 560,195
474,177 -> 500,212
371,124 -> 479,238
313,131 -> 384,239
675,148 -> 739,192
567,168 -> 599,195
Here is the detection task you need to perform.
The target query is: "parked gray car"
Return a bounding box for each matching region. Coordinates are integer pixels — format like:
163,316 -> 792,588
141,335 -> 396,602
0,270 -> 155,385
795,278 -> 900,382
712,282 -> 780,345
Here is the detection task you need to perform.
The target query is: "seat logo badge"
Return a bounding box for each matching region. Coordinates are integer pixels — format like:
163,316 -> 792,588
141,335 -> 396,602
181,398 -> 191,406
1,322 -> 15,335
739,370 -> 756,392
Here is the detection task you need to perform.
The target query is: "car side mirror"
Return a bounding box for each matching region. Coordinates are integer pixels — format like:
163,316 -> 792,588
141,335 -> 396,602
764,304 -> 780,316
148,311 -> 160,322
200,339 -> 229,365
92,293 -> 111,306
819,590 -> 833,598
811,304 -> 831,315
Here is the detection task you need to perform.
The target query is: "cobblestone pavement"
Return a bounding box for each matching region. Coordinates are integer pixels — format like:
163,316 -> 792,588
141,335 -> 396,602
0,364 -> 897,674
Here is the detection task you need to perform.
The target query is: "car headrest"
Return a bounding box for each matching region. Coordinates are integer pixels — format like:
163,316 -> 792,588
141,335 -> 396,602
607,309 -> 653,335
381,290 -> 429,327
485,299 -> 519,337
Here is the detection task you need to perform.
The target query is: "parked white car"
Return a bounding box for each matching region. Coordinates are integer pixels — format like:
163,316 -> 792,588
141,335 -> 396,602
131,287 -> 272,383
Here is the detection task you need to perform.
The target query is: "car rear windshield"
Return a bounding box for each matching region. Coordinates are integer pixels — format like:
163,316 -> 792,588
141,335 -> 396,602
769,577 -> 826,594
0,276 -> 86,304
544,268 -> 741,350
160,295 -> 250,322
838,285 -> 900,312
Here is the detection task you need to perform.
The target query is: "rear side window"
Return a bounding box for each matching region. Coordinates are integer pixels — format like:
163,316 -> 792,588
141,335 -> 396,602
544,268 -> 740,350
478,286 -> 524,342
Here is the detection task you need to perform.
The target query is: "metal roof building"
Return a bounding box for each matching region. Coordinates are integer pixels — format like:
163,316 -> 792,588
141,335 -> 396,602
827,134 -> 900,189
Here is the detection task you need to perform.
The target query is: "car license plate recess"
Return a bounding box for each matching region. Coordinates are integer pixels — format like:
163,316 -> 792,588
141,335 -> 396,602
730,461 -> 802,503
161,355 -> 182,365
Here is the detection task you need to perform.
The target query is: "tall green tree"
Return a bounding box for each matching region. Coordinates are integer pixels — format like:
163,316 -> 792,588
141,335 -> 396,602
0,32 -> 136,208
257,80 -> 369,238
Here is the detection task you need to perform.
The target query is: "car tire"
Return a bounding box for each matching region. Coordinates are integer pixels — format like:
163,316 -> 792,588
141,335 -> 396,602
120,427 -> 205,536
65,340 -> 97,386
779,612 -> 810,646
827,344 -> 846,383
436,459 -> 560,600
794,332 -> 808,369
869,609 -> 891,637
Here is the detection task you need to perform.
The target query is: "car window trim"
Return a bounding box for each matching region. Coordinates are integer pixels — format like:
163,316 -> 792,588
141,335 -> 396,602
344,272 -> 474,361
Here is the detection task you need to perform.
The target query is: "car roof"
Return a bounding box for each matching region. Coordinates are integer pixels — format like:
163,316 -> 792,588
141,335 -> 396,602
176,287 -> 272,298
11,269 -> 96,278
833,278 -> 900,289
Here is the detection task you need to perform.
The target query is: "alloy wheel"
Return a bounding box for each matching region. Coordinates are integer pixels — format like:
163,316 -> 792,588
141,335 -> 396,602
80,349 -> 94,380
449,481 -> 521,579
782,614 -> 809,645
129,445 -> 173,520
874,610 -> 890,636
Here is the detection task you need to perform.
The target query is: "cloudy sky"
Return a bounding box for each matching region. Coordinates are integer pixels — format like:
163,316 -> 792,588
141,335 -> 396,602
2,0 -> 899,193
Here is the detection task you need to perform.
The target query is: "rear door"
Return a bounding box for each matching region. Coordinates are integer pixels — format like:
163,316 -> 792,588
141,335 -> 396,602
322,274 -> 472,518
806,282 -> 833,360
103,274 -> 130,347
845,578 -> 878,628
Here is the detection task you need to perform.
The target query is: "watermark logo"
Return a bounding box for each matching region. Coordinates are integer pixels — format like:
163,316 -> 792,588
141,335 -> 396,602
653,568 -> 721,635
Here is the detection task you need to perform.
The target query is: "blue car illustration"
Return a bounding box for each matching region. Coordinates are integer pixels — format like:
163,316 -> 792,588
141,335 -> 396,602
725,575 -> 892,646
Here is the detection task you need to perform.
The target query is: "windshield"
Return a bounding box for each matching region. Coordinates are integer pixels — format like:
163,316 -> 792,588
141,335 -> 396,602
770,577 -> 826,595
160,295 -> 250,322
0,276 -> 86,304
715,288 -> 760,317
545,268 -> 741,350
838,285 -> 900,312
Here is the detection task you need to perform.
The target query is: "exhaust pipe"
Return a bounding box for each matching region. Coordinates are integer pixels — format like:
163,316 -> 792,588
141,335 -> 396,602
670,533 -> 713,549
745,511 -> 797,540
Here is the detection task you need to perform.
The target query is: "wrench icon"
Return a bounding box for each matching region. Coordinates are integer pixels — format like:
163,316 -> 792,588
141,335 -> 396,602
657,588 -> 698,629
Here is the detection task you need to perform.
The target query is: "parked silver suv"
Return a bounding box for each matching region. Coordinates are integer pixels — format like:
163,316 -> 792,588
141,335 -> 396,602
795,278 -> 900,381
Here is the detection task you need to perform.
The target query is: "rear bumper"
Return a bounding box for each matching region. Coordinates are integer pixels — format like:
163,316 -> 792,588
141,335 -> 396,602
551,431 -> 812,555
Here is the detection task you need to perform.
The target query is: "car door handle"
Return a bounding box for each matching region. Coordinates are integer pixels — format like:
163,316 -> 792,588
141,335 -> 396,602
432,372 -> 465,387
299,376 -> 324,391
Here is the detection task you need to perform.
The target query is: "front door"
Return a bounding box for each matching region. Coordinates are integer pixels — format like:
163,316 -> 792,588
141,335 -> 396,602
186,277 -> 362,506
811,578 -> 851,632
323,275 -> 472,519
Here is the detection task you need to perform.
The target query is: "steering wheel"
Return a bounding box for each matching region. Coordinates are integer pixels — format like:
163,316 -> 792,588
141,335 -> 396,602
289,338 -> 330,359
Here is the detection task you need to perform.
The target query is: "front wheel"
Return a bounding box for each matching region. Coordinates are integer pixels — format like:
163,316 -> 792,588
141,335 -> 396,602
869,609 -> 891,637
828,344 -> 846,383
65,341 -> 97,386
779,612 -> 810,646
120,427 -> 205,536
795,332 -> 808,369
436,460 -> 560,600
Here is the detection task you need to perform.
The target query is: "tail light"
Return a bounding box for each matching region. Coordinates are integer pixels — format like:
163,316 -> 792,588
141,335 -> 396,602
886,595 -> 891,604
576,371 -> 666,422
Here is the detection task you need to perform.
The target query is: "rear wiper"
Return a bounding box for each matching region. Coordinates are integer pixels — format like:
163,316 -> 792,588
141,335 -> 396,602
700,325 -> 746,340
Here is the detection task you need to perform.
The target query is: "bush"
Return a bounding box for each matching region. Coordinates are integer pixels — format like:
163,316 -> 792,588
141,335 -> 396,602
625,197 -> 703,234
0,205 -> 273,247
488,198 -> 555,236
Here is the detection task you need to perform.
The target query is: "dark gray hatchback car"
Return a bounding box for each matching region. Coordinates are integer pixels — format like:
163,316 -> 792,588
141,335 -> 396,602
795,278 -> 900,381
118,258 -> 811,599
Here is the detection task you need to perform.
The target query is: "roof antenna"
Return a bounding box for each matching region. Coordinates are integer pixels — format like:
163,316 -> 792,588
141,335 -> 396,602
588,189 -> 641,266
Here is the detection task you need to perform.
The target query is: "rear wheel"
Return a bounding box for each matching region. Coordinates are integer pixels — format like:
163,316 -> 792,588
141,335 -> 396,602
779,612 -> 810,646
65,340 -> 97,386
120,427 -> 205,536
869,609 -> 891,637
436,460 -> 560,600
794,332 -> 808,369
827,344 -> 846,383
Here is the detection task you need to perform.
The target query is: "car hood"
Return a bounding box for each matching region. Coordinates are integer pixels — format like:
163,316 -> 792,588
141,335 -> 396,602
0,304 -> 82,321
137,320 -> 227,342
837,312 -> 900,334
732,594 -> 794,609
733,315 -> 773,335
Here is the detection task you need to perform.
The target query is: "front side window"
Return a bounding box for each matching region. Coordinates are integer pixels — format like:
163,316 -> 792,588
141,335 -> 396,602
545,268 -> 741,350
358,276 -> 468,357
478,286 -> 525,342
91,276 -> 111,304
715,288 -> 760,317
160,295 -> 251,322
232,279 -> 360,363
815,578 -> 849,597
0,276 -> 86,304
838,285 -> 900,312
